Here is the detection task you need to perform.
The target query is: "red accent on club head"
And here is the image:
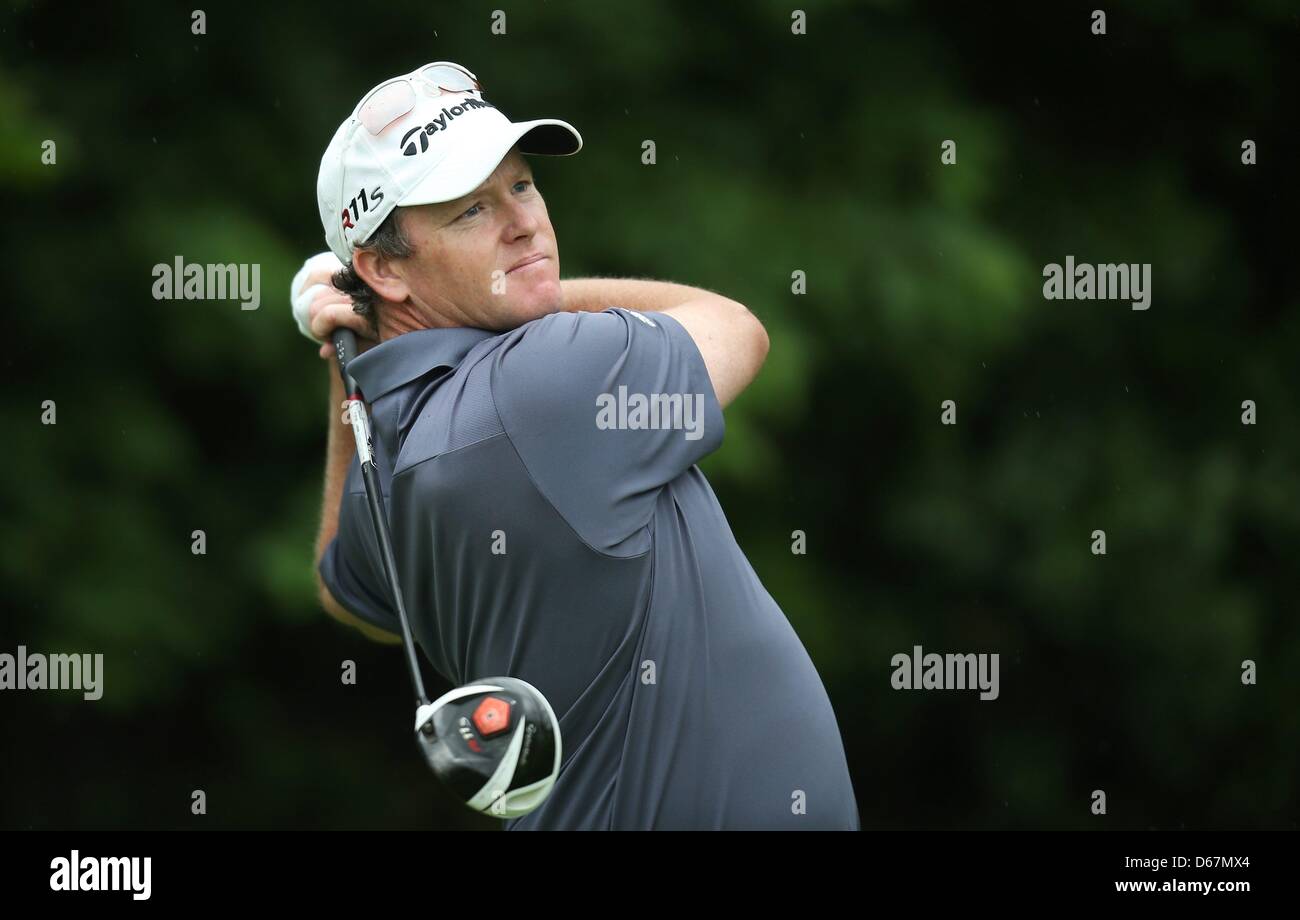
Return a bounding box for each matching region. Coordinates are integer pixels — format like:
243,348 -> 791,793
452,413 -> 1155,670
472,696 -> 512,737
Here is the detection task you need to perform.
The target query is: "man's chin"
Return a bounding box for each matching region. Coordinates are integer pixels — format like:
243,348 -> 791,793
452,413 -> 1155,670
509,281 -> 565,326
481,296 -> 560,332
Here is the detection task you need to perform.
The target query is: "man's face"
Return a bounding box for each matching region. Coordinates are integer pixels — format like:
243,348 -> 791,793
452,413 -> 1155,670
394,147 -> 563,331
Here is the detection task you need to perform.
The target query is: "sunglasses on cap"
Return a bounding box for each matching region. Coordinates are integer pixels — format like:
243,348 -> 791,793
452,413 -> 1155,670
356,62 -> 484,136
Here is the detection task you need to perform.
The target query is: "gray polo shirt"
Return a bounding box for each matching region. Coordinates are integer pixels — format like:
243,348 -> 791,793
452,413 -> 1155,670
319,307 -> 859,830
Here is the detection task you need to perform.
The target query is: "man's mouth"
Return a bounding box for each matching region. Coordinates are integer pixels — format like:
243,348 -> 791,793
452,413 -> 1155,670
506,253 -> 547,274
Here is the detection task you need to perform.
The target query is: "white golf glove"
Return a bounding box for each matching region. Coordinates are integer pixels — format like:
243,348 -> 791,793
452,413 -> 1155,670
290,251 -> 346,343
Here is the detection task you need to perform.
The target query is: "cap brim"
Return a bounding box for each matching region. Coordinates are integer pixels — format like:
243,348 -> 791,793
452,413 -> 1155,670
398,118 -> 582,208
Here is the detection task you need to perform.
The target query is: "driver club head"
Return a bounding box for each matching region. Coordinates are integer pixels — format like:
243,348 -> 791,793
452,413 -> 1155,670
414,676 -> 562,819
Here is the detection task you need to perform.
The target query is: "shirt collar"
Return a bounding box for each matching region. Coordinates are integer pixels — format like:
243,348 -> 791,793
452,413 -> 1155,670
347,326 -> 497,400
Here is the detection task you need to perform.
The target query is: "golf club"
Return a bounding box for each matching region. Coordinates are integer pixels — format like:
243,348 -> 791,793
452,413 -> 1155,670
330,328 -> 562,818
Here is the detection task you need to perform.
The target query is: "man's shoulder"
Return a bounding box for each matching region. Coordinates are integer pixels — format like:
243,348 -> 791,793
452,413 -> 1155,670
487,307 -> 658,393
386,345 -> 507,478
388,308 -> 645,471
498,307 -> 643,349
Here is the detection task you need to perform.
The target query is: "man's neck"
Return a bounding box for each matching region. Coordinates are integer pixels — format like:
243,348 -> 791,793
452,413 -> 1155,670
378,300 -> 451,341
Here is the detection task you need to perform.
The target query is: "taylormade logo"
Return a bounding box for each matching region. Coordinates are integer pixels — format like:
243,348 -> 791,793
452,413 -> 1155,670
596,386 -> 706,441
0,645 -> 103,700
400,97 -> 495,155
50,851 -> 151,900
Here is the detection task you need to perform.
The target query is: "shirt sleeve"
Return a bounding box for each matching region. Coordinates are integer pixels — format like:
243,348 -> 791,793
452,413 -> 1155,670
317,473 -> 402,634
491,307 -> 725,556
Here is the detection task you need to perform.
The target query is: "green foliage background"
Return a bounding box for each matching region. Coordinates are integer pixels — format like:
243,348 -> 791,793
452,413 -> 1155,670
2,0 -> 1295,829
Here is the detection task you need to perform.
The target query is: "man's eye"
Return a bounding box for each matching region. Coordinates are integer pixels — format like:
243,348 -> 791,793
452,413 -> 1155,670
458,203 -> 481,221
513,180 -> 532,193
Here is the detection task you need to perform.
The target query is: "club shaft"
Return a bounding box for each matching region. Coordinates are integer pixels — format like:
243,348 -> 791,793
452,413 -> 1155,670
332,329 -> 430,707
357,458 -> 428,704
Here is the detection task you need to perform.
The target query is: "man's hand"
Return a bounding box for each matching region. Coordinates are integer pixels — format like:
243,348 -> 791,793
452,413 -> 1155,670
290,252 -> 378,359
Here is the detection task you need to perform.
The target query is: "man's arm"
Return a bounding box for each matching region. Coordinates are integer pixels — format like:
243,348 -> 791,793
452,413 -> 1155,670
314,366 -> 402,645
311,272 -> 762,641
560,277 -> 769,408
294,253 -> 399,643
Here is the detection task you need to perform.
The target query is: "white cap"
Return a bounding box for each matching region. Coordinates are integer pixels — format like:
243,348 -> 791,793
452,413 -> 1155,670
317,62 -> 581,263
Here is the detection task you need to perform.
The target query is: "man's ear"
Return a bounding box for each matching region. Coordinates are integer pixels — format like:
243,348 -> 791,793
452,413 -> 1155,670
353,243 -> 410,305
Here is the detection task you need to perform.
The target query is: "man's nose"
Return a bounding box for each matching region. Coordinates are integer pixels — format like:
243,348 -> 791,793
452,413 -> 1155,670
503,197 -> 540,240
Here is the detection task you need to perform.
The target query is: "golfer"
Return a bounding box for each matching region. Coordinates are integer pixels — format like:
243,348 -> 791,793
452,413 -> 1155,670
294,61 -> 859,830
